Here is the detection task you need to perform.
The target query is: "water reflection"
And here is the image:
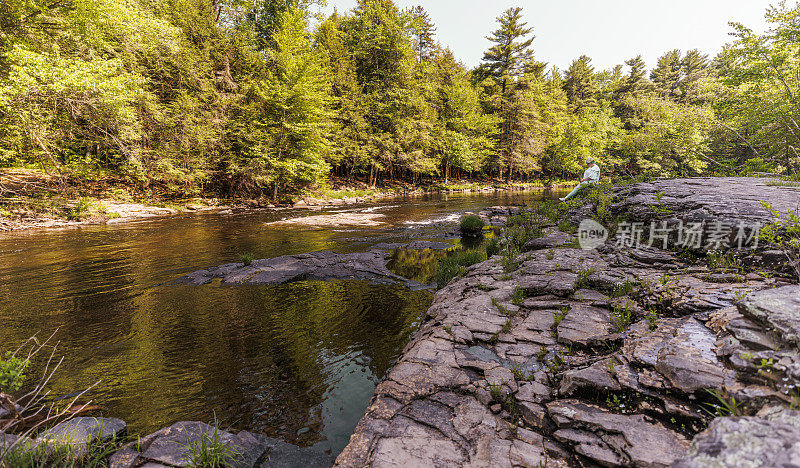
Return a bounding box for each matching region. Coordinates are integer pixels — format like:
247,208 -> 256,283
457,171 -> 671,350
0,189 -> 562,456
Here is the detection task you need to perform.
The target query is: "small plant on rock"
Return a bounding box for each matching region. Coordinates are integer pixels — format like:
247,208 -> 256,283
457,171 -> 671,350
509,362 -> 527,381
646,310 -> 659,332
703,389 -> 742,417
511,287 -> 525,306
552,307 -> 569,330
573,266 -> 597,289
185,418 -> 238,468
238,253 -> 255,266
611,304 -> 633,333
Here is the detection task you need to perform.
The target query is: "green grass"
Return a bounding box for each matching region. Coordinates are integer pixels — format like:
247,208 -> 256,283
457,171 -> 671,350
1,433 -> 123,468
435,249 -> 486,288
184,418 -> 239,468
485,237 -> 500,257
238,253 -> 255,266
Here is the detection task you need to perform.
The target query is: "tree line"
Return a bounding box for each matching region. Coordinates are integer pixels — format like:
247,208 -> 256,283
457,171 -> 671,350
1,0 -> 798,199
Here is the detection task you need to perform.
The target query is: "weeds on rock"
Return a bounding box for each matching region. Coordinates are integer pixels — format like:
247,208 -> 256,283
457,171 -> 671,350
610,279 -> 636,298
545,248 -> 555,260
759,201 -> 800,280
706,251 -> 746,274
552,307 -> 569,331
573,266 -> 597,289
647,310 -> 659,332
2,432 -> 124,468
184,417 -> 238,468
611,304 -> 633,333
511,287 -> 524,306
487,382 -> 504,402
501,246 -> 521,273
509,362 -> 527,381
545,352 -> 565,374
702,389 -> 743,417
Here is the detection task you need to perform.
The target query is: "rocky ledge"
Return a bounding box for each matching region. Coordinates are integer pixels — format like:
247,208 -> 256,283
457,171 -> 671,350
177,241 -> 456,290
334,177 -> 800,467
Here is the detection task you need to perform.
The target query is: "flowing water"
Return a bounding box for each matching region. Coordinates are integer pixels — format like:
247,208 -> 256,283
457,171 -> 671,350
0,189 -> 561,456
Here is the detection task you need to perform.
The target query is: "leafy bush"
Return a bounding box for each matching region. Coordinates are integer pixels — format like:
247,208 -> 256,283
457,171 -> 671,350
486,237 -> 500,257
238,253 -> 255,266
0,353 -> 29,392
459,215 -> 485,237
435,249 -> 486,288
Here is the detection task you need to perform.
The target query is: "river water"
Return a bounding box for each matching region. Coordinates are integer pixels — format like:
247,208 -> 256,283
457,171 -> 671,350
0,189 -> 561,456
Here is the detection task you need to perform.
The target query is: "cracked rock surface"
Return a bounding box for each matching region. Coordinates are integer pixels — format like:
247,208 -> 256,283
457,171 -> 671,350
335,178 -> 800,467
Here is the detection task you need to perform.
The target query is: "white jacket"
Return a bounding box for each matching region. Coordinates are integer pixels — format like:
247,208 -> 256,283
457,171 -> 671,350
583,165 -> 600,183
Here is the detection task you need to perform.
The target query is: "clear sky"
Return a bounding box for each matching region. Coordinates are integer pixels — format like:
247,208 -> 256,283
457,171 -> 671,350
318,0 -> 773,72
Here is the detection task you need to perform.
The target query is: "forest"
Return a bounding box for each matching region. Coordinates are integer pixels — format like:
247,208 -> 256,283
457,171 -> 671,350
1,0 -> 799,200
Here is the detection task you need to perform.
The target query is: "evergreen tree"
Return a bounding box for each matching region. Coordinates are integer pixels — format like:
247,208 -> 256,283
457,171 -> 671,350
651,49 -> 683,101
680,49 -> 709,104
479,7 -> 534,93
229,7 -> 331,198
410,5 -> 437,62
563,55 -> 598,111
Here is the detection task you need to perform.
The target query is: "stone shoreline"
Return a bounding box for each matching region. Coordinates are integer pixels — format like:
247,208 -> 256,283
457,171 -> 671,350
334,177 -> 800,467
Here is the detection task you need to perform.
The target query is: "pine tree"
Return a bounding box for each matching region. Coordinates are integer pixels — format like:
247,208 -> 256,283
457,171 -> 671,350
410,5 -> 437,62
622,55 -> 649,96
563,55 -> 598,112
479,7 -> 534,94
679,49 -> 709,104
651,49 -> 683,101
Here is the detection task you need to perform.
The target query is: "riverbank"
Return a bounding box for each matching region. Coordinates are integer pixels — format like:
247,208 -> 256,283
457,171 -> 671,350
0,168 -> 571,232
334,177 -> 800,467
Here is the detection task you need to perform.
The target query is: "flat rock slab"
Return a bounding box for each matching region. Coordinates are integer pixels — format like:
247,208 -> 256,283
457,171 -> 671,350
557,304 -> 615,346
548,400 -> 689,467
610,177 -> 799,226
267,212 -> 386,228
674,407 -> 800,468
178,250 -> 425,289
740,285 -> 800,345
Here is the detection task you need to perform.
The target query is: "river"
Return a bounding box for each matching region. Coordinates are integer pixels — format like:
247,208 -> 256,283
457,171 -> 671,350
0,189 -> 561,456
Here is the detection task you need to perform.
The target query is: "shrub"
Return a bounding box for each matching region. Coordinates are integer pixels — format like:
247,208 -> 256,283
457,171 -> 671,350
238,253 -> 255,266
459,215 -> 485,237
0,353 -> 29,392
486,237 -> 500,257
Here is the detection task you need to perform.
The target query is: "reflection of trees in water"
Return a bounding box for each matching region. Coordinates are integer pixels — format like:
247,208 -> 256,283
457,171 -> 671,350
1,278 -> 431,448
387,248 -> 446,284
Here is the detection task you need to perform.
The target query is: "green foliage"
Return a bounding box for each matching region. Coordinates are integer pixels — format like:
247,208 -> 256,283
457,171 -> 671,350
511,286 -> 524,306
435,249 -> 486,288
702,389 -> 743,417
238,253 -> 255,266
611,304 -> 633,333
459,215 -> 485,236
1,431 -> 122,468
485,237 -> 500,258
0,352 -> 29,392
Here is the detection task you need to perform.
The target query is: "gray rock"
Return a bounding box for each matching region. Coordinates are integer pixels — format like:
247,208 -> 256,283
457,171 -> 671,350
548,400 -> 689,467
740,285 -> 800,346
673,408 -> 800,468
37,417 -> 126,449
177,250 -> 426,289
557,304 -> 615,346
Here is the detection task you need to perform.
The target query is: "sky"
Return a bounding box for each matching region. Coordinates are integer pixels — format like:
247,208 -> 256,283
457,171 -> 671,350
318,0 -> 774,72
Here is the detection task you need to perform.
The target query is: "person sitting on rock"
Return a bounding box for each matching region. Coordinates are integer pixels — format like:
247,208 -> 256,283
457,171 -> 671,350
560,157 -> 600,202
